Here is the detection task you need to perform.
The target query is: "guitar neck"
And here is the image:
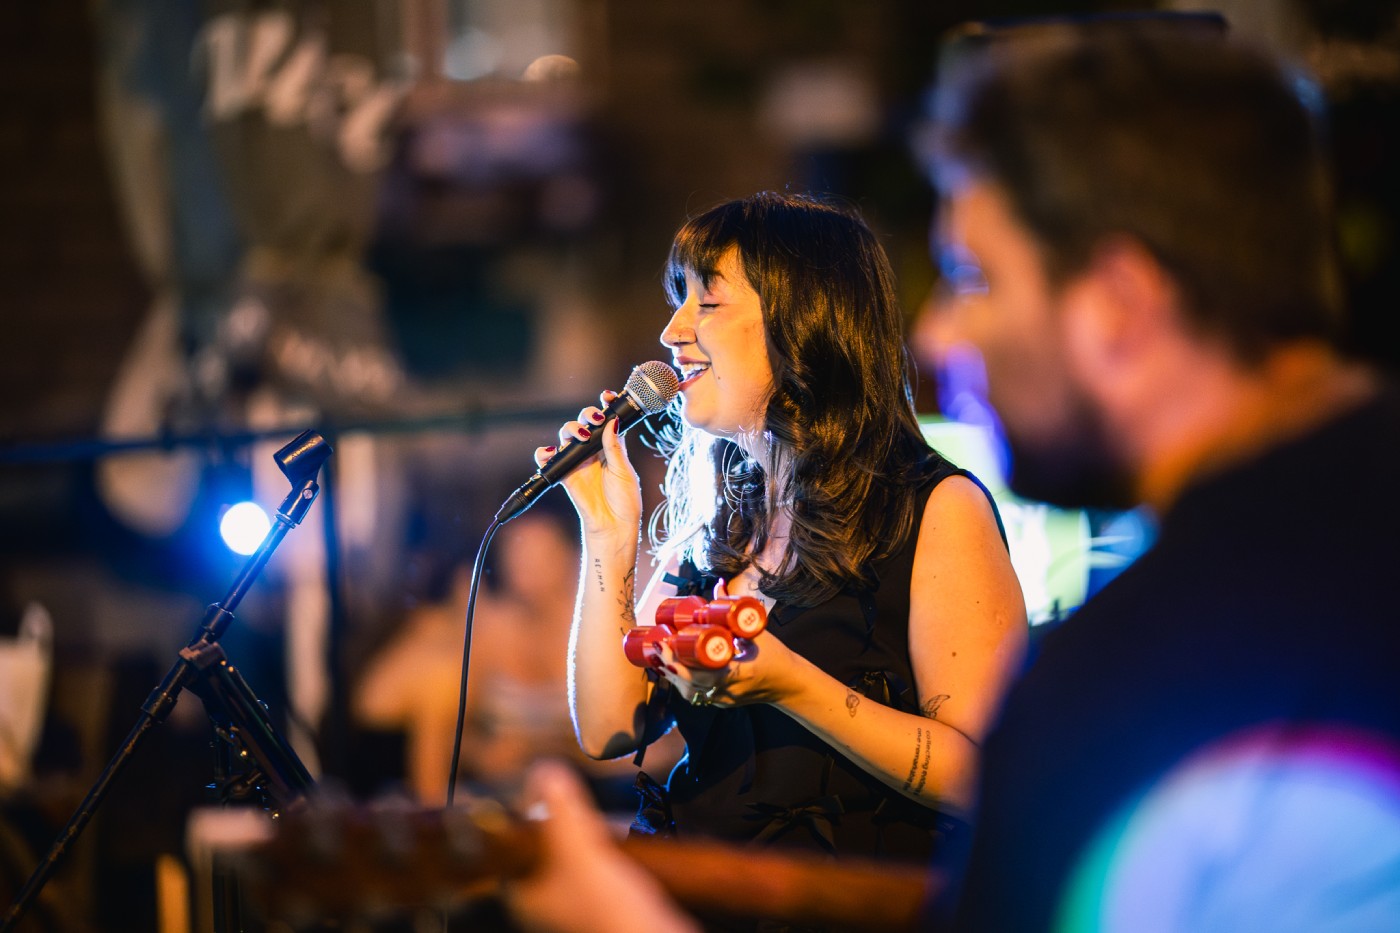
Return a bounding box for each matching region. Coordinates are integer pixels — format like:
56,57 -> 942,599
230,802 -> 936,931
622,834 -> 934,931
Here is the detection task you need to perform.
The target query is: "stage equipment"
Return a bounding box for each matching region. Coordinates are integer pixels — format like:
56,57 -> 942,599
220,500 -> 272,555
495,360 -> 679,523
0,430 -> 332,933
214,796 -> 936,931
441,363 -> 677,805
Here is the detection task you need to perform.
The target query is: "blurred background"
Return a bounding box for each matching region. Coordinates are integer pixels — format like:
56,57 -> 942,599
0,0 -> 1395,930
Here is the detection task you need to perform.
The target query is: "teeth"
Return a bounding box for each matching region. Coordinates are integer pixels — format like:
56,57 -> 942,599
681,363 -> 710,379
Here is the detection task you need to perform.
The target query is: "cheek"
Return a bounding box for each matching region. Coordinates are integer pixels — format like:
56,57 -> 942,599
715,322 -> 770,382
741,317 -> 769,362
974,306 -> 1071,424
725,361 -> 772,414
749,342 -> 775,405
993,342 -> 1086,450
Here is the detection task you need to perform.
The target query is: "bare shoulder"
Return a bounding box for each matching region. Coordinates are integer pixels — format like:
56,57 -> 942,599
918,474 -> 1001,541
910,472 -> 1023,623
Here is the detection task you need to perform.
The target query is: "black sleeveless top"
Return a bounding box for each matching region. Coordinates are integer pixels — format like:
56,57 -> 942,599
632,460 -> 1003,863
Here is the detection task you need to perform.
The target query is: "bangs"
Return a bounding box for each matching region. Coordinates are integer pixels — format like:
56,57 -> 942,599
663,201 -> 750,308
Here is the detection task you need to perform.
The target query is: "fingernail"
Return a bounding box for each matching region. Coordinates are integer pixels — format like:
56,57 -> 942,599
578,427 -> 592,439
544,445 -> 556,452
589,411 -> 605,423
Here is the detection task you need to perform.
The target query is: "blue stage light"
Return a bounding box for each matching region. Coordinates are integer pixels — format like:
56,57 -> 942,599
220,501 -> 271,555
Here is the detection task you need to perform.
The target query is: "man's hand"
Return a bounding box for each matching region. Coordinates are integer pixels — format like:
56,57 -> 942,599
503,760 -> 700,933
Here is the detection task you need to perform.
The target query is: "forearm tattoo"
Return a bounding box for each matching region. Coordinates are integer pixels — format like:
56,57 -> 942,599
619,565 -> 637,625
915,726 -> 932,793
921,694 -> 951,720
845,688 -> 861,718
903,727 -> 923,793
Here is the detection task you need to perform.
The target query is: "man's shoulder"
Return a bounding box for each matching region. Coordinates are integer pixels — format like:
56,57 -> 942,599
1175,381 -> 1400,523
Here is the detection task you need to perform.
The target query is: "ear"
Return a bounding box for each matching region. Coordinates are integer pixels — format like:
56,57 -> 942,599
1059,236 -> 1179,397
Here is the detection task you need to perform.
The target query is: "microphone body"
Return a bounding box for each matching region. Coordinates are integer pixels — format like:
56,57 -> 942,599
495,362 -> 679,523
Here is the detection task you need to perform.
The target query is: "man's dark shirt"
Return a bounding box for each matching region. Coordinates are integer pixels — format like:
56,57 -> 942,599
950,386 -> 1400,930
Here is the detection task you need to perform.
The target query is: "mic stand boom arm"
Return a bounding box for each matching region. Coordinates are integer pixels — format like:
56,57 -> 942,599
1,430 -> 331,933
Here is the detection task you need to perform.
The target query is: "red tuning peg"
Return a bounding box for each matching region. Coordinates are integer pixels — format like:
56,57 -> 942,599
623,622 -> 734,669
623,595 -> 768,671
654,595 -> 767,638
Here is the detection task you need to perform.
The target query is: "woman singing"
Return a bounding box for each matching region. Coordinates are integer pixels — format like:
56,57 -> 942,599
535,192 -> 1026,861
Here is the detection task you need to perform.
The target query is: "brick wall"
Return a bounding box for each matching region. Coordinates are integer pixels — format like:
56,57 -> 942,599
0,1 -> 149,440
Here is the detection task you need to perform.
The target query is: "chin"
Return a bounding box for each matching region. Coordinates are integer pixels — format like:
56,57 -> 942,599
677,406 -> 726,436
1000,383 -> 1138,511
677,406 -> 708,432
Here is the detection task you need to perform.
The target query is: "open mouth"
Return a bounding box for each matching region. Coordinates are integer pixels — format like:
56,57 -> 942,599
678,363 -> 710,389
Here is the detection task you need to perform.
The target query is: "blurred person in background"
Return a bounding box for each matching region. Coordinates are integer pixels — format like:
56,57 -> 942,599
354,501 -> 652,804
532,191 -> 1027,871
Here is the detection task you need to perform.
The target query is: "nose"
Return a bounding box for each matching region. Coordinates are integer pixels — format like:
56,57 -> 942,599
912,284 -> 966,370
660,298 -> 696,350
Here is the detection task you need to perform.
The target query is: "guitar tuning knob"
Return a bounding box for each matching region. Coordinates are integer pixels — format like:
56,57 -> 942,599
623,595 -> 768,670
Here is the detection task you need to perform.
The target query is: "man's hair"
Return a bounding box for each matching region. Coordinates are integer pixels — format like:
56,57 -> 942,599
655,192 -> 939,608
927,24 -> 1344,362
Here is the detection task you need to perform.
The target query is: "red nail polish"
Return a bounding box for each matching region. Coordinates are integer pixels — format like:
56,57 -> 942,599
544,445 -> 556,452
590,411 -> 605,423
579,426 -> 592,439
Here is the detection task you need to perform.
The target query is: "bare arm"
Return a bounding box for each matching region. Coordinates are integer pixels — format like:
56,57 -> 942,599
569,530 -> 683,759
352,609 -> 467,802
540,400 -> 681,760
786,477 -> 1027,813
665,476 -> 1027,817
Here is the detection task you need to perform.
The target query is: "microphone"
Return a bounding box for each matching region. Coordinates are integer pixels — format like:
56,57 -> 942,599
495,361 -> 680,523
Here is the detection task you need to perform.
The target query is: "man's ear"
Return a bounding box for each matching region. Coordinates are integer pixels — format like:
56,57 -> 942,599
1060,236 -> 1179,393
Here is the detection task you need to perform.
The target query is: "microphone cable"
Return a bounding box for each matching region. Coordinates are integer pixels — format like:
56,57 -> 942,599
445,516 -> 500,806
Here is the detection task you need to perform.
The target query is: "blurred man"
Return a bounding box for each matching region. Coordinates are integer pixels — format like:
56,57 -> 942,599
919,20 -> 1400,931
507,24 -> 1400,933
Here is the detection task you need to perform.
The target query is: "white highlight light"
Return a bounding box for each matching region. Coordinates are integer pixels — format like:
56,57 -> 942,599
220,502 -> 271,555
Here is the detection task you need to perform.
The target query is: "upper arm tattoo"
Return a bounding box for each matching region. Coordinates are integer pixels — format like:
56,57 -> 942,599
921,694 -> 951,720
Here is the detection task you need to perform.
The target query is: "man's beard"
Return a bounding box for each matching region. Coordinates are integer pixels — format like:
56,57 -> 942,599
1003,390 -> 1137,511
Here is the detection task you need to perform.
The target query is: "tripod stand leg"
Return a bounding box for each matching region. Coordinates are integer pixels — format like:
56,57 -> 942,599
1,712 -> 162,932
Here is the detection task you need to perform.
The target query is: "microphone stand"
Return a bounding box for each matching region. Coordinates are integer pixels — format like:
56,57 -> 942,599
1,430 -> 332,933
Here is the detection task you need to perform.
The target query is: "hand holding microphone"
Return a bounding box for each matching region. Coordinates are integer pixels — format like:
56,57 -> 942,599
497,361 -> 680,524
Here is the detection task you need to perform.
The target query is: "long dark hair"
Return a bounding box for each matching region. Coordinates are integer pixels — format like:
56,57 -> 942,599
654,192 -> 940,608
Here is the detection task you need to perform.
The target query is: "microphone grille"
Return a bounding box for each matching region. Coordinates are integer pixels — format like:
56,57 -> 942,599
626,360 -> 681,413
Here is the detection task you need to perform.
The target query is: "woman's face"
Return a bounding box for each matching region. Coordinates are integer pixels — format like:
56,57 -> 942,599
661,246 -> 773,440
